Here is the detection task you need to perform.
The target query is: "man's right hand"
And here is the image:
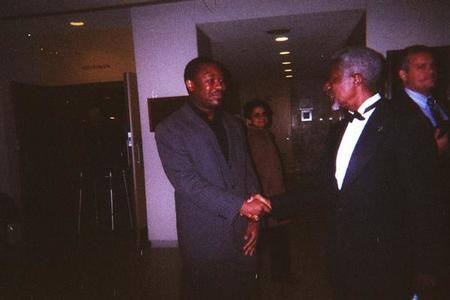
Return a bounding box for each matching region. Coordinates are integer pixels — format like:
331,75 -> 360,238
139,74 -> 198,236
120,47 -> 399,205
239,194 -> 271,221
434,128 -> 448,156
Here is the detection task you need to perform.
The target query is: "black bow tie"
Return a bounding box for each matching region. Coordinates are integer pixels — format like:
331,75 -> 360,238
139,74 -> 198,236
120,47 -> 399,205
347,111 -> 364,122
346,101 -> 379,122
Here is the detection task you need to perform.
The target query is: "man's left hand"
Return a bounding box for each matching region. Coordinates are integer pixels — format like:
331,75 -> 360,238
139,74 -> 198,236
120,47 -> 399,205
243,221 -> 260,256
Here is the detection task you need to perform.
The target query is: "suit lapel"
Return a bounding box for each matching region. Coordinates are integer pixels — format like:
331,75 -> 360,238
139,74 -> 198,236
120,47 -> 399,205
341,101 -> 386,190
183,105 -> 230,174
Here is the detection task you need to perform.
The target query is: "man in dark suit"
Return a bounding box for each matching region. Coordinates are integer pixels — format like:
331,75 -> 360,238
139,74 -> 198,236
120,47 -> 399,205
254,46 -> 441,299
155,57 -> 271,299
397,44 -> 450,297
397,45 -> 449,157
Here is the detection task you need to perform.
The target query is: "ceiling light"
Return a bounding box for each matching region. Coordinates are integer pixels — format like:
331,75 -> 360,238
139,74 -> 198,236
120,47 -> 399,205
70,21 -> 85,27
26,33 -> 32,37
285,75 -> 293,78
282,61 -> 291,65
279,51 -> 290,55
275,36 -> 288,42
284,69 -> 293,72
109,116 -> 116,120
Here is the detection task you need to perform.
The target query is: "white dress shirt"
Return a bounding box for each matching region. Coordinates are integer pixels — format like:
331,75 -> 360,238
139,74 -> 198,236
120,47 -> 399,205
335,93 -> 381,190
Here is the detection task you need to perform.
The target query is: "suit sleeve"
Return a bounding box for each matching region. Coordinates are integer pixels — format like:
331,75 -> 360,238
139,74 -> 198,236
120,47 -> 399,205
155,122 -> 244,222
395,109 -> 443,274
240,125 -> 261,196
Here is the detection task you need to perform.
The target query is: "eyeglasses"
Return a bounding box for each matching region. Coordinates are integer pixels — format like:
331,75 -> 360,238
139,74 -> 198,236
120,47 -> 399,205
251,112 -> 267,118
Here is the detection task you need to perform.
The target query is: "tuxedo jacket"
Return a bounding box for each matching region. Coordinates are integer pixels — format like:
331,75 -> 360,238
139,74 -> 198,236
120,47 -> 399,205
273,98 -> 441,297
155,103 -> 260,271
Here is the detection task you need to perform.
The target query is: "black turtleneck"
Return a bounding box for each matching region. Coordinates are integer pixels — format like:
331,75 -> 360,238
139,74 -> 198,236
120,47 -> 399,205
189,102 -> 229,161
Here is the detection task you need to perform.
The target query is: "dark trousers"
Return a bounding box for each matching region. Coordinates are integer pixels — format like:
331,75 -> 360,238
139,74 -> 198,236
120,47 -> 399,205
267,225 -> 291,280
180,262 -> 259,300
327,248 -> 412,300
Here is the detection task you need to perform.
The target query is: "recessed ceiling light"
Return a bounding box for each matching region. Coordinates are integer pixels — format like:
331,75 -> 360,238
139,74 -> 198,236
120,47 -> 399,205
70,21 -> 85,27
109,116 -> 116,120
284,69 -> 293,72
285,75 -> 293,78
279,51 -> 290,55
26,33 -> 32,37
282,61 -> 291,65
275,36 -> 289,42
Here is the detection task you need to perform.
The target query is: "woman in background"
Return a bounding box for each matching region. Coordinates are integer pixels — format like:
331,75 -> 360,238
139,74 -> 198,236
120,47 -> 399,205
244,99 -> 293,282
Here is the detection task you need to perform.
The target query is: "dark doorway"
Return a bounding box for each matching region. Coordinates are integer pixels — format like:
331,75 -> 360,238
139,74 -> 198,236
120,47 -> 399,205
12,81 -> 133,244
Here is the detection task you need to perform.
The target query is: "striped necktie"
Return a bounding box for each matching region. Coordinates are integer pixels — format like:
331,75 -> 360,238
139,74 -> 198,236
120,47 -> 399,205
427,96 -> 443,127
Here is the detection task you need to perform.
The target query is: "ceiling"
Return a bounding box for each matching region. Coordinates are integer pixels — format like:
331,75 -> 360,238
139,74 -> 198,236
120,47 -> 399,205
0,0 -> 187,19
1,1 -> 365,86
199,9 -> 365,83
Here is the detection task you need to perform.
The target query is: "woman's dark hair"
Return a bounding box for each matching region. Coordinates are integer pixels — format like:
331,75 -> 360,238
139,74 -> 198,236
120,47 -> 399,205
243,99 -> 273,119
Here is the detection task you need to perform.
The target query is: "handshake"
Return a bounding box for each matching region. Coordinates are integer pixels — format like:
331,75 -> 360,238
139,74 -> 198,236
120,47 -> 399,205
240,194 -> 271,221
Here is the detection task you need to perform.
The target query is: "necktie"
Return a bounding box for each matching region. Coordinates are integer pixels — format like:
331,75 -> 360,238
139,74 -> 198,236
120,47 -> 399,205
427,96 -> 443,127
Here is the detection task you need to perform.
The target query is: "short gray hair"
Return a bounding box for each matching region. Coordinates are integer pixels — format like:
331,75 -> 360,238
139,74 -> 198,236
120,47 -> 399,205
331,46 -> 385,92
398,45 -> 433,72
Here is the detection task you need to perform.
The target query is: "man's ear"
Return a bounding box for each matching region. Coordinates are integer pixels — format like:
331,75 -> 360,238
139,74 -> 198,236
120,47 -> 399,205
185,80 -> 195,93
398,70 -> 407,82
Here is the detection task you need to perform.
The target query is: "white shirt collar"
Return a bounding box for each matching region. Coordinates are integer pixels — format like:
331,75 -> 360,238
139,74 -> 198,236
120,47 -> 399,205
356,93 -> 381,116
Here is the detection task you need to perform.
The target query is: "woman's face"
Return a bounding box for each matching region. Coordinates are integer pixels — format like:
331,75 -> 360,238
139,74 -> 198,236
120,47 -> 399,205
247,106 -> 268,129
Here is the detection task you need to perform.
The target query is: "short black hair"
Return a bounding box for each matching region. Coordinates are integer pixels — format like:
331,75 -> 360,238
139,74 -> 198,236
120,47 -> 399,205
243,99 -> 273,119
183,57 -> 226,82
398,45 -> 434,72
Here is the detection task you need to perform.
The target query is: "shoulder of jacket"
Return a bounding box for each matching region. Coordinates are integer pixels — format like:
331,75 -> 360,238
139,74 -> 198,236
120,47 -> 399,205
155,104 -> 191,134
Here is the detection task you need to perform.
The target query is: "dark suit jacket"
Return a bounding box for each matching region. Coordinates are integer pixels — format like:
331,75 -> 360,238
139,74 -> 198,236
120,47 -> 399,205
394,89 -> 450,164
395,90 -> 450,275
273,97 -> 441,298
155,103 -> 260,272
